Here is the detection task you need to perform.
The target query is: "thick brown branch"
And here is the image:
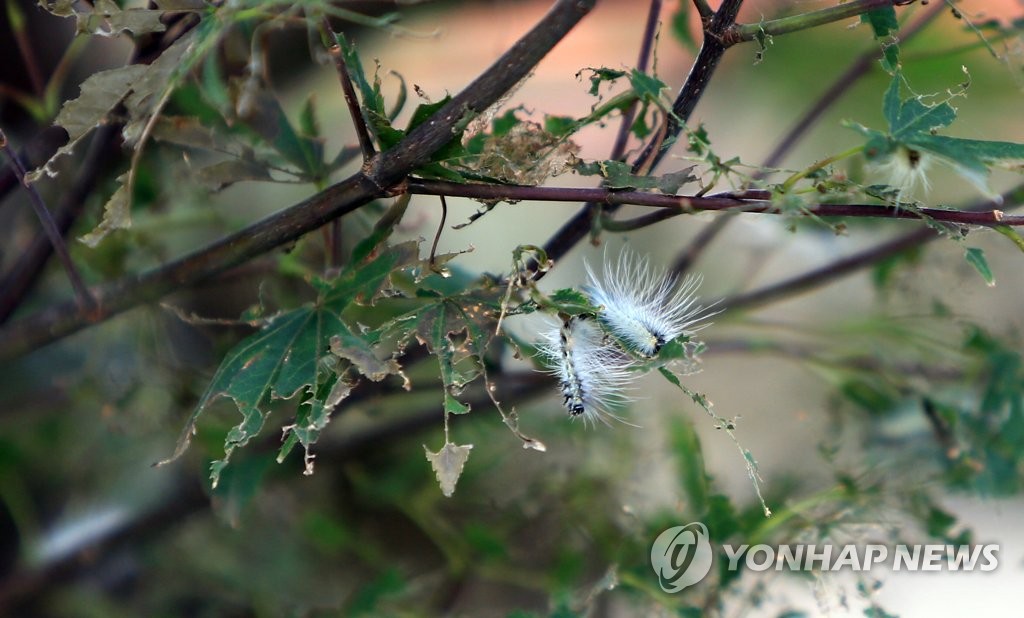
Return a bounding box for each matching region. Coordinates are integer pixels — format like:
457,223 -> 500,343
0,0 -> 596,363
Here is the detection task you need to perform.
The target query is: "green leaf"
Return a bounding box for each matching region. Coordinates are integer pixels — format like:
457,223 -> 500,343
882,72 -> 901,130
546,288 -> 599,315
48,0 -> 172,36
628,69 -> 668,103
544,115 -> 577,138
235,80 -> 324,177
851,73 -> 1024,196
669,418 -> 708,515
964,247 -> 995,287
157,242 -> 418,486
860,7 -> 900,72
670,3 -> 698,54
27,64 -> 147,182
580,67 -> 627,96
891,98 -> 956,140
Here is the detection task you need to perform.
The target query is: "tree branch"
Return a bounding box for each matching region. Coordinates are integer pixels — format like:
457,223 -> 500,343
0,124 -> 119,324
540,0 -> 744,270
730,0 -> 918,45
321,18 -> 376,160
607,0 -> 662,162
0,0 -> 597,363
405,179 -> 1022,227
0,130 -> 95,314
719,183 -> 1024,312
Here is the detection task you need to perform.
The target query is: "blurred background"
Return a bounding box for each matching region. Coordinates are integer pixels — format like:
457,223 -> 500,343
1,0 -> 1023,616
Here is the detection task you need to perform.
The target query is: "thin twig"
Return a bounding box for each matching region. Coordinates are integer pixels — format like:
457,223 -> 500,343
691,0 -> 714,21
0,130 -> 95,314
405,179 -> 1023,226
671,213 -> 736,274
731,0 -> 919,45
0,126 -> 66,206
719,184 -> 1024,312
7,1 -> 45,96
321,17 -> 376,160
607,0 -> 662,162
0,125 -> 119,324
0,0 -> 597,362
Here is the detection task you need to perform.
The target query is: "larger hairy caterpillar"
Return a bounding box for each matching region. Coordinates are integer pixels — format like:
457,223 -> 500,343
538,315 -> 635,426
584,250 -> 720,358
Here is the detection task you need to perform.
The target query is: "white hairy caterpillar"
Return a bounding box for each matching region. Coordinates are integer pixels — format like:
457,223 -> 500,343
584,249 -> 719,358
538,315 -> 635,426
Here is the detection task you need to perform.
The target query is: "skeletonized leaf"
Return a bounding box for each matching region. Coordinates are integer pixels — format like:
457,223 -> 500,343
575,159 -> 695,193
424,442 -> 473,497
122,32 -> 198,145
79,172 -> 131,247
76,0 -> 168,36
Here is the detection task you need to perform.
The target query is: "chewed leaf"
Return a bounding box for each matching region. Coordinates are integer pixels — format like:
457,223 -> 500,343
424,442 -> 473,497
39,0 -> 181,36
850,72 -> 1024,198
80,173 -> 131,247
157,243 -> 418,487
860,6 -> 900,73
575,159 -> 695,193
27,65 -> 146,182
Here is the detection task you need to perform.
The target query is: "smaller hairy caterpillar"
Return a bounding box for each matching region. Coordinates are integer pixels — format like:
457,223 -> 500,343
584,250 -> 719,358
538,315 -> 635,426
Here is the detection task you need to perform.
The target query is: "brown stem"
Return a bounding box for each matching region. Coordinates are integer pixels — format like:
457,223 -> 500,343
321,17 -> 376,160
405,179 -> 1023,226
0,130 -> 95,314
719,184 -> 1024,312
607,0 -> 662,162
0,124 -> 121,325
